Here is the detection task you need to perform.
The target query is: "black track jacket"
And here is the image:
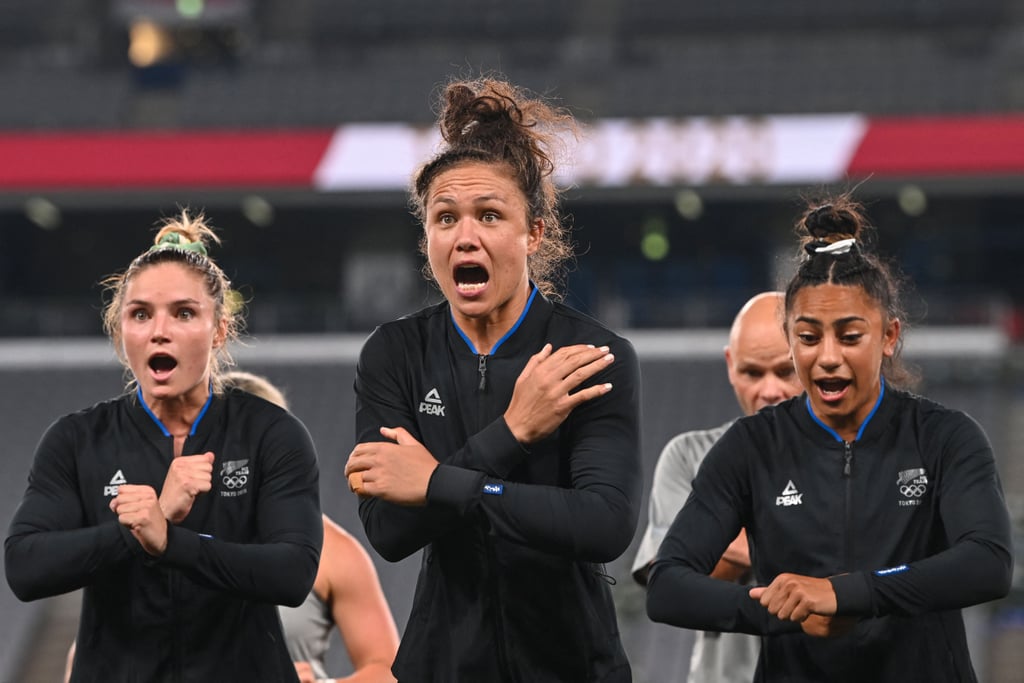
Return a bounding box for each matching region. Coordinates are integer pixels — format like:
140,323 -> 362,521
647,385 -> 1013,683
355,290 -> 642,683
5,389 -> 323,682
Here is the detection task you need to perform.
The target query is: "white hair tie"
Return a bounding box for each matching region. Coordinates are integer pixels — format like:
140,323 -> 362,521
814,238 -> 856,255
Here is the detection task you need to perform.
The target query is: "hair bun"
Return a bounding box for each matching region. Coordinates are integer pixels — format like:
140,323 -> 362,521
804,202 -> 860,240
440,81 -> 521,147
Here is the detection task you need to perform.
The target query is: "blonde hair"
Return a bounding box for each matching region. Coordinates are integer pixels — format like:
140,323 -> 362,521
101,210 -> 243,392
221,371 -> 289,410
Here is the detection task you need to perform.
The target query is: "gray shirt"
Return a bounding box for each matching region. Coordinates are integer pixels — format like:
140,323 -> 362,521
633,422 -> 760,683
279,589 -> 332,681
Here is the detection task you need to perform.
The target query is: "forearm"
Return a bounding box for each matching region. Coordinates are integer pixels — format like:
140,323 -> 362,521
5,521 -> 134,601
833,537 -> 1013,618
429,464 -> 638,563
171,415 -> 327,604
646,563 -> 784,635
446,417 -> 530,478
161,524 -> 321,606
835,427 -> 1013,618
458,359 -> 642,562
358,494 -> 464,562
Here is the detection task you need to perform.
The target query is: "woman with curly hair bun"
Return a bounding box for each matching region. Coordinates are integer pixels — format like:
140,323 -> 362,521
345,78 -> 641,682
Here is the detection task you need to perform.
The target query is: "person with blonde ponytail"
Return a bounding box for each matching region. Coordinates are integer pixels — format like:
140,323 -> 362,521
6,211 -> 323,682
345,78 -> 641,682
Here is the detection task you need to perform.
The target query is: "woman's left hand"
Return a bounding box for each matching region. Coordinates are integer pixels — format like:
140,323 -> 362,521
345,427 -> 438,505
798,614 -> 859,638
748,573 -> 837,622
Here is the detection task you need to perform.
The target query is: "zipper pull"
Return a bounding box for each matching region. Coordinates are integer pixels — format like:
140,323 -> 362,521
478,354 -> 488,391
843,442 -> 853,477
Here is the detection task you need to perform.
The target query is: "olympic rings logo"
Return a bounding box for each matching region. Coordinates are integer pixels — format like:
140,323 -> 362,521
900,484 -> 927,498
223,475 -> 248,489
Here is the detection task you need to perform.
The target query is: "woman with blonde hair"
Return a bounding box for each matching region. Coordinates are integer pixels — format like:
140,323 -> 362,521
7,211 -> 323,682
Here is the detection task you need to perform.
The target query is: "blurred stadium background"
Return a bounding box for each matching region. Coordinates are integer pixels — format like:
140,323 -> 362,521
1,0 -> 1023,681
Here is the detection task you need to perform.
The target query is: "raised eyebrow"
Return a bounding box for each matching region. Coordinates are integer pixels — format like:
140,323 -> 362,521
474,194 -> 506,205
794,315 -> 867,327
428,194 -> 508,206
125,298 -> 201,307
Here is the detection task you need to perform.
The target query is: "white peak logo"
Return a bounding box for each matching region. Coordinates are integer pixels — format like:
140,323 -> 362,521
418,388 -> 445,417
104,469 -> 127,496
776,480 -> 803,506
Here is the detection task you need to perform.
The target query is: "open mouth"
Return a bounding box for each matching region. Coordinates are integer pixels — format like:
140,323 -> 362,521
815,378 -> 850,400
148,354 -> 178,377
454,264 -> 489,295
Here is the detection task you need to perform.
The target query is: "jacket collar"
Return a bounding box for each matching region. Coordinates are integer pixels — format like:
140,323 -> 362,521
448,284 -> 553,356
798,377 -> 899,444
128,385 -> 222,443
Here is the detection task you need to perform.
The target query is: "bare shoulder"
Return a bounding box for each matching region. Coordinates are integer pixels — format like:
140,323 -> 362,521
321,515 -> 376,573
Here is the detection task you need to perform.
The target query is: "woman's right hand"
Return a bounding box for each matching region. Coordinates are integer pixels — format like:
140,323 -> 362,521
749,573 -> 838,622
503,343 -> 615,444
110,484 -> 168,556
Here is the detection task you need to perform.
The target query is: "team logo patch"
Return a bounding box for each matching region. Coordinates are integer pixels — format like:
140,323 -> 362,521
103,469 -> 127,497
220,459 -> 250,497
897,468 -> 928,507
418,388 -> 446,417
775,480 -> 803,506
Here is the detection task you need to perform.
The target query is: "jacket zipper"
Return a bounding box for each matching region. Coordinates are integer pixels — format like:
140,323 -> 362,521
473,352 -> 510,677
173,437 -> 183,683
477,354 -> 488,391
843,441 -> 853,566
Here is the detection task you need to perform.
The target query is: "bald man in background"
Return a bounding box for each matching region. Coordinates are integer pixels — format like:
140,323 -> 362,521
632,292 -> 803,683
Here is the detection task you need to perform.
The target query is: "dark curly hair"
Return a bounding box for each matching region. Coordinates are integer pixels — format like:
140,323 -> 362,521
410,77 -> 577,299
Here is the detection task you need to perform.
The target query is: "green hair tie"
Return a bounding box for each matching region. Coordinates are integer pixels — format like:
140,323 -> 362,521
148,232 -> 208,257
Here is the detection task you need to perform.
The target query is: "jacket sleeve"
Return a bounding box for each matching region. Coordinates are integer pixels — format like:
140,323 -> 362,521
5,419 -> 138,601
158,413 -> 323,607
645,423 -> 796,635
356,420 -> 525,562
426,337 -> 643,564
353,325 -> 489,561
830,411 -> 1013,617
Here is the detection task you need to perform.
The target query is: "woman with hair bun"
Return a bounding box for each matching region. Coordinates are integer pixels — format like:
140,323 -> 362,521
646,196 -> 1013,682
345,78 -> 641,682
6,211 -> 323,682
